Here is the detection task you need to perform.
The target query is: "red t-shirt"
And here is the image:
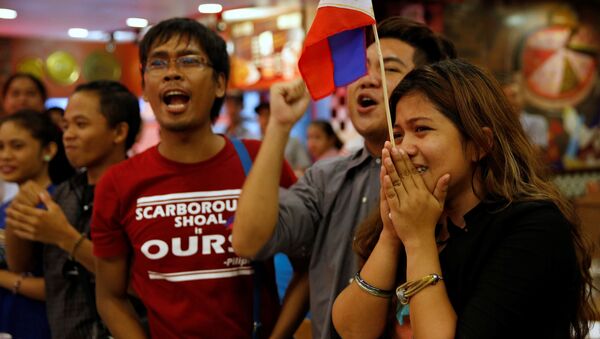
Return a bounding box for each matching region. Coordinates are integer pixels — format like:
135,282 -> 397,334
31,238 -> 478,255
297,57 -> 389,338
92,138 -> 296,338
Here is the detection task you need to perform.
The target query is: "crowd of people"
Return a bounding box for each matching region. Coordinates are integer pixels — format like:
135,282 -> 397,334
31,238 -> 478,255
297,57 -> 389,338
0,14 -> 595,339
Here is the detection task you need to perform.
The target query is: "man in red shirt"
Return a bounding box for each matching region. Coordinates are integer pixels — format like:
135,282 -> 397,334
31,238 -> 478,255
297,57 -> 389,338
91,18 -> 300,338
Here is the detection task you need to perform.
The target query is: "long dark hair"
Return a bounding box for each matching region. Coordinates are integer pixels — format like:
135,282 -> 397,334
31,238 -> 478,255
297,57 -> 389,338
355,59 -> 596,338
0,110 -> 75,184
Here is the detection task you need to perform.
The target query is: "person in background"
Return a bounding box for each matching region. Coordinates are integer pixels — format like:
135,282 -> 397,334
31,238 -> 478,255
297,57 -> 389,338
5,80 -> 142,339
502,75 -> 548,152
232,17 -> 456,338
306,120 -> 344,162
0,73 -> 48,211
256,100 -> 311,176
1,73 -> 47,117
0,110 -> 66,339
42,105 -> 77,185
333,59 -> 595,338
44,107 -> 65,130
224,90 -> 258,139
91,17 -> 303,338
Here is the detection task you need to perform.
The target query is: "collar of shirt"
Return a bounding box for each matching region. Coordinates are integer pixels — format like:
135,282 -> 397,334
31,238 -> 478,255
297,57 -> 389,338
346,146 -> 381,171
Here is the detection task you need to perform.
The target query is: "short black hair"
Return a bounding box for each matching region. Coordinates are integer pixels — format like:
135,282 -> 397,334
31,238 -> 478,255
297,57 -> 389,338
45,106 -> 65,115
74,81 -> 141,150
138,17 -> 230,122
0,109 -> 75,184
373,17 -> 456,67
2,73 -> 48,101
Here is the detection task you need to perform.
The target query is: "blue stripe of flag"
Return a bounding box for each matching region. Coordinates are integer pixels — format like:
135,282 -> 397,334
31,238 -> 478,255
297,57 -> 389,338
328,27 -> 368,87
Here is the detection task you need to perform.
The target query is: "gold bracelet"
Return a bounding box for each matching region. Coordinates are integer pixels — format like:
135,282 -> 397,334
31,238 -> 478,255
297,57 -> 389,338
70,233 -> 86,259
396,273 -> 443,305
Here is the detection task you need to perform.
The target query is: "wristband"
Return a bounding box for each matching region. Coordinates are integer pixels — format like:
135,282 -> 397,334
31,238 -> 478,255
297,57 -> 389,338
70,233 -> 86,259
354,271 -> 394,298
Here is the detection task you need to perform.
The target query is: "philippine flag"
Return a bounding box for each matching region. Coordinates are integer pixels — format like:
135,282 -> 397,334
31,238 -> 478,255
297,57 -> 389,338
298,0 -> 375,100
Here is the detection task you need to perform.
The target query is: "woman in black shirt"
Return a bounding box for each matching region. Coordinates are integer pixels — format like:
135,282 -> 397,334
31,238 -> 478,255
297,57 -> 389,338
333,59 -> 595,338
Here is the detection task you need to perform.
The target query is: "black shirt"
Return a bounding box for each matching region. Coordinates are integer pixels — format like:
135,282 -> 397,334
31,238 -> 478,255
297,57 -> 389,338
439,200 -> 578,339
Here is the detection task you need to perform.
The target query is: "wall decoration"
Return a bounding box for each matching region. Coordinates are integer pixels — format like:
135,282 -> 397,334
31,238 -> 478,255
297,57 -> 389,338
45,50 -> 80,85
83,50 -> 122,81
522,24 -> 598,110
16,57 -> 45,79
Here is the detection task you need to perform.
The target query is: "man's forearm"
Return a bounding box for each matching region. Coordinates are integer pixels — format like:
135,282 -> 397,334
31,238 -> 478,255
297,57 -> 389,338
98,295 -> 147,339
270,270 -> 310,339
232,125 -> 291,257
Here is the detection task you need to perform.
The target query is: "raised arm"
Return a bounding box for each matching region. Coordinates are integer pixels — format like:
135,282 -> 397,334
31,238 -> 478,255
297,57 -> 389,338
95,255 -> 147,339
382,145 -> 454,338
332,182 -> 402,338
232,79 -> 310,258
334,144 -> 454,338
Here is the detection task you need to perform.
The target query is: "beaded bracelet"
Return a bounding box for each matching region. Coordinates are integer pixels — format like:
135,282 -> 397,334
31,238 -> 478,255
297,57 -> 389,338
396,273 -> 443,305
354,271 -> 394,299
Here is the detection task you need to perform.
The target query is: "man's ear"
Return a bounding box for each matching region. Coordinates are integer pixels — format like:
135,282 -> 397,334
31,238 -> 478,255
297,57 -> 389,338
215,73 -> 226,99
113,122 -> 130,145
473,127 -> 494,161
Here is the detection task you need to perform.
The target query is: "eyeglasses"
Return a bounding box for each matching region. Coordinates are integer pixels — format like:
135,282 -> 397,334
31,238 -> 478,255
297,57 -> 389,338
145,55 -> 213,72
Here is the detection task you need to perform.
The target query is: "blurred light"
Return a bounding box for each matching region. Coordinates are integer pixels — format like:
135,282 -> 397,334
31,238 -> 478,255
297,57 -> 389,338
226,41 -> 235,55
198,4 -> 223,14
68,28 -> 89,38
223,7 -> 279,22
258,31 -> 274,56
506,14 -> 525,26
277,13 -> 301,30
126,17 -> 148,28
87,30 -> 110,41
231,22 -> 254,38
114,30 -> 137,42
0,8 -> 17,19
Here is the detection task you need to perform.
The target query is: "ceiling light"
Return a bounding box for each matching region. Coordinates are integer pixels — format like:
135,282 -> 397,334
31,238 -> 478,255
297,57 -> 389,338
0,8 -> 17,19
198,4 -> 223,14
114,31 -> 137,42
68,28 -> 89,38
222,7 -> 280,22
126,17 -> 148,28
87,30 -> 110,41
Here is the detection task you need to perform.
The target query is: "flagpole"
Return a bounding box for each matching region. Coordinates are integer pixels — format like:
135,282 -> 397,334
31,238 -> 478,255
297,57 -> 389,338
371,23 -> 395,144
